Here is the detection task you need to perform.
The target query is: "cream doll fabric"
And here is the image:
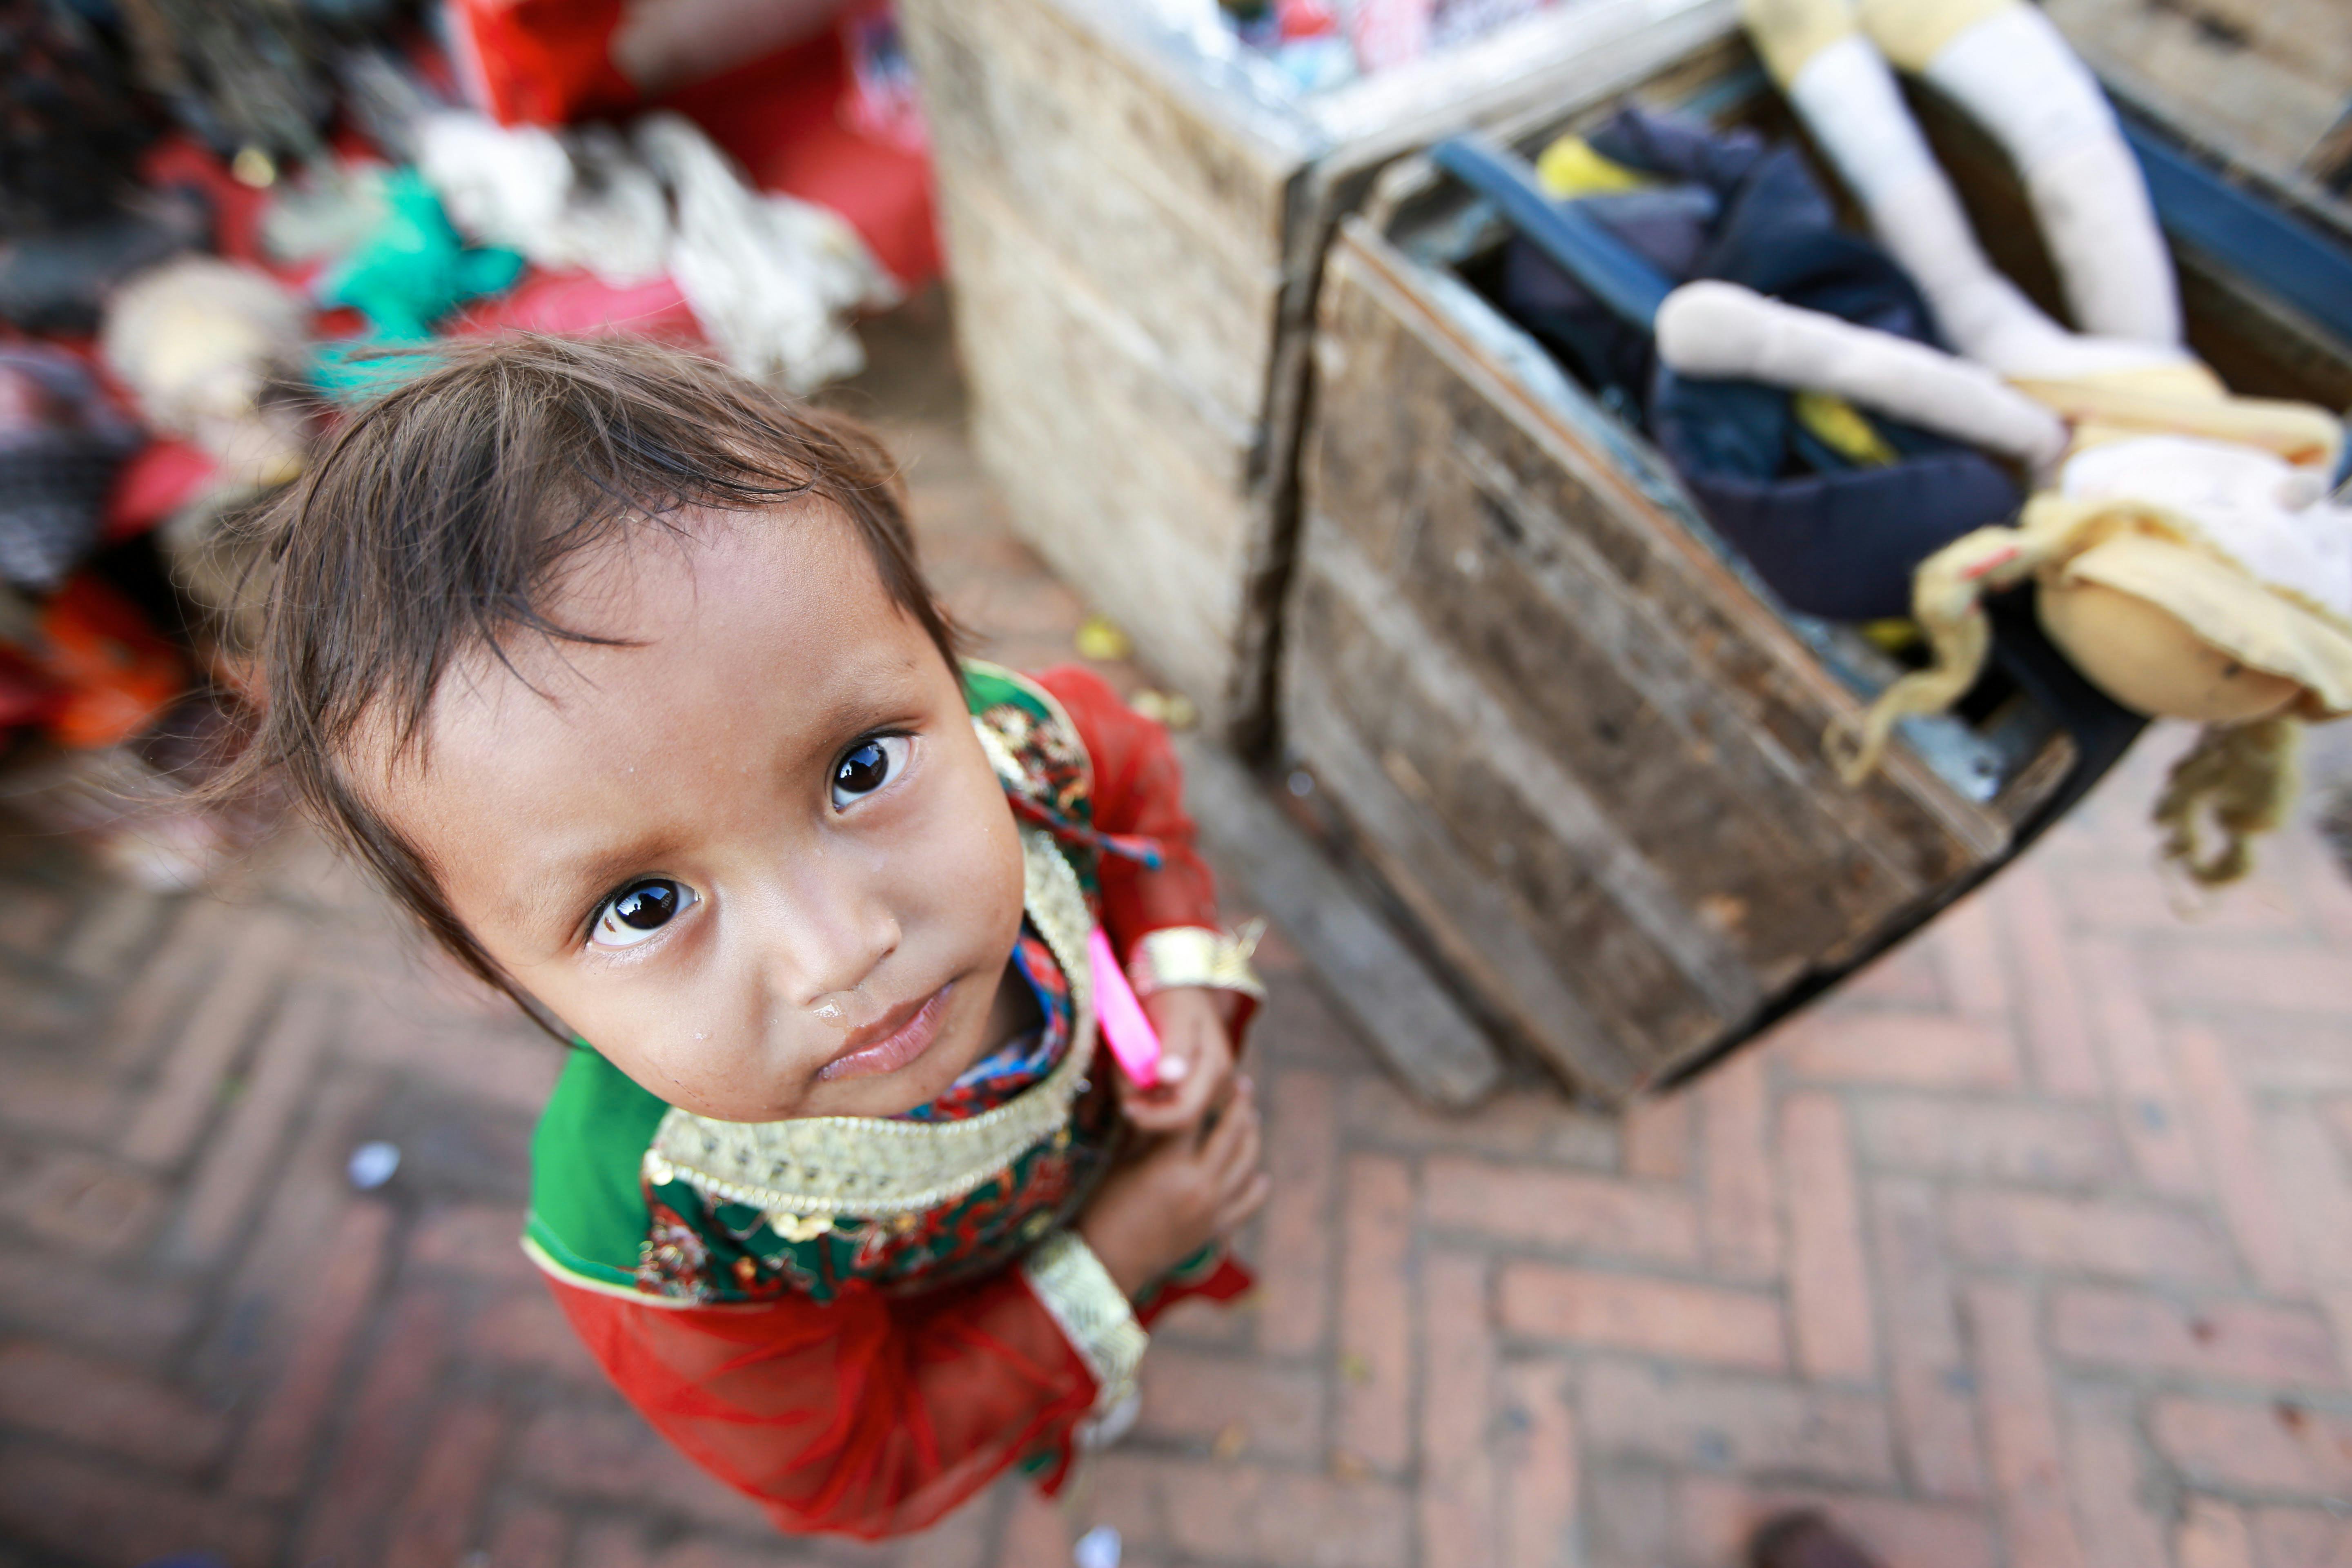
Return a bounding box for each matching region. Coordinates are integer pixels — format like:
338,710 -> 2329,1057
1655,280 -> 2071,468
1861,0 -> 2180,344
1750,0 -> 2182,378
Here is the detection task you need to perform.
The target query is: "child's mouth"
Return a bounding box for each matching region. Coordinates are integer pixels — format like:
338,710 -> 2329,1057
815,983 -> 953,1082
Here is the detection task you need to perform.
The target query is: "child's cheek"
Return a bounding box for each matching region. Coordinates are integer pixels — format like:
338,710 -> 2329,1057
631,1011 -> 795,1119
913,748 -> 1029,961
546,955 -> 789,1119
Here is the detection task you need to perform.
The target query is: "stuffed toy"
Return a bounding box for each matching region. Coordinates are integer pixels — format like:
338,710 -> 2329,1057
415,110 -> 896,393
416,115 -> 670,289
634,111 -> 900,394
314,168 -> 527,351
104,256 -> 312,492
102,256 -> 315,659
1740,0 -> 2182,377
1650,0 -> 2352,882
1461,108 -> 2030,622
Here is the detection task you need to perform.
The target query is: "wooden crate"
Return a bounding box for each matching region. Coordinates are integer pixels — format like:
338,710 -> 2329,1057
2043,0 -> 2352,227
898,0 -> 1737,740
1284,26 -> 2352,1100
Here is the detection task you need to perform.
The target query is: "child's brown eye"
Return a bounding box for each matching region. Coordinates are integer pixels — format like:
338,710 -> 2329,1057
831,735 -> 910,810
590,879 -> 696,949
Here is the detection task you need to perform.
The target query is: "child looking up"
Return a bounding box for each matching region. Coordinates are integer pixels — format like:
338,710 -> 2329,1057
236,336 -> 1271,1538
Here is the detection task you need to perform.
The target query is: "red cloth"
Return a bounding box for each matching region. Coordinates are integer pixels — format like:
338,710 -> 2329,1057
1031,666 -> 1225,961
551,1265 -> 1092,1537
542,672 -> 1247,1538
446,0 -> 636,128
101,440 -> 212,543
449,270 -> 706,344
649,29 -> 938,287
444,4 -> 938,286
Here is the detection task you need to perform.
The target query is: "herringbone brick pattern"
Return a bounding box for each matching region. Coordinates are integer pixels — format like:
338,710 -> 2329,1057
4,301 -> 2352,1567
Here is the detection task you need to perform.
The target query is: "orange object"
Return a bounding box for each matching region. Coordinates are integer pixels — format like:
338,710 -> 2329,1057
34,576 -> 186,749
445,0 -> 635,126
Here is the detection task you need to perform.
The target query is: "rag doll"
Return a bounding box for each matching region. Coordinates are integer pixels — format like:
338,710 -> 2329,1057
1654,0 -> 2352,881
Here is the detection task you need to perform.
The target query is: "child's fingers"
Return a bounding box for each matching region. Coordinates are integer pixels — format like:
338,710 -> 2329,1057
1197,1074 -> 1253,1149
1210,1074 -> 1258,1151
1145,1014 -> 1232,1106
1186,1058 -> 1241,1133
1212,1092 -> 1263,1188
1123,1074 -> 1214,1134
1215,1170 -> 1273,1233
1198,1075 -> 1259,1164
1127,1042 -> 1238,1134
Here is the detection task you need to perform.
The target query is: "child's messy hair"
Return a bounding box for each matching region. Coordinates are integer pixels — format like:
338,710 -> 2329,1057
233,334 -> 960,1018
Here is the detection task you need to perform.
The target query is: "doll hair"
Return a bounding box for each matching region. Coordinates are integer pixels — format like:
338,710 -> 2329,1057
221,333 -> 961,1020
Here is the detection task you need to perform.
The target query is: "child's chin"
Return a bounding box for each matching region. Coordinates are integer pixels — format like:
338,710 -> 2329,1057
796,1063 -> 960,1121
808,1019 -> 993,1119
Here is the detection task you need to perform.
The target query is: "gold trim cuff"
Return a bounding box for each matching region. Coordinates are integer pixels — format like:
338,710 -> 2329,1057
1021,1229 -> 1147,1419
1128,922 -> 1266,1002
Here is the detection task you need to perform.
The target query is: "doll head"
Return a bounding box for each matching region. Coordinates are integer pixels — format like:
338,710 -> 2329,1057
238,335 -> 1029,1121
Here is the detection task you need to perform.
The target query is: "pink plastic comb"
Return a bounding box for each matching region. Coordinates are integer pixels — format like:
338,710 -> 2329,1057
1087,927 -> 1163,1088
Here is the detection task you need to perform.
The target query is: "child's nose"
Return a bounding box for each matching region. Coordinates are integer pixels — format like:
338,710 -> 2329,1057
784,927 -> 899,1008
761,883 -> 902,1008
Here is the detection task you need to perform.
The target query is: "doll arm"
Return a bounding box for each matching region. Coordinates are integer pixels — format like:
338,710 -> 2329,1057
1741,0 -> 2175,380
1857,0 -> 2178,346
1655,280 -> 2070,470
543,1239 -> 1134,1538
1745,0 -> 2049,365
1034,665 -> 1264,1025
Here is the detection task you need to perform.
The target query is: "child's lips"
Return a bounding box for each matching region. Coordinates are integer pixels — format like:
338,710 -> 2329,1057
815,983 -> 953,1082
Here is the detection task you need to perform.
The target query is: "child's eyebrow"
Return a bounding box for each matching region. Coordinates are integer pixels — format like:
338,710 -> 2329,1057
507,832 -> 682,943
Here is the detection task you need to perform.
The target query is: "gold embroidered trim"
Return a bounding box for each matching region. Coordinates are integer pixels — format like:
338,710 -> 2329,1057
520,1235 -> 702,1310
645,825 -> 1098,1224
1129,921 -> 1267,1001
970,714 -> 1027,797
965,660 -> 1094,802
1020,1228 -> 1146,1417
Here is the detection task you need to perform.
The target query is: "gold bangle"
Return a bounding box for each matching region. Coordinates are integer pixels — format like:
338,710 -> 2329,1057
1021,1229 -> 1147,1417
1126,920 -> 1266,1002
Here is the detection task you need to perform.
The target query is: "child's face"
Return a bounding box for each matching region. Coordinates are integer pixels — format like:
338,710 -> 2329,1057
368,506 -> 1027,1122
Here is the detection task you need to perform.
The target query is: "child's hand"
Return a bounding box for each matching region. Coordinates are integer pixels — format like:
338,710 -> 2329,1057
1077,1074 -> 1269,1298
1117,985 -> 1236,1133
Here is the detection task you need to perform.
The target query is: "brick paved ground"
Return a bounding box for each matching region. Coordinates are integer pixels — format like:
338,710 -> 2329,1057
6,299 -> 2352,1568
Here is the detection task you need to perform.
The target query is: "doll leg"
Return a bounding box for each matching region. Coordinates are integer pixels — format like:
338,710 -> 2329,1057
1656,280 -> 2069,470
1741,0 -> 2173,380
1858,0 -> 2180,346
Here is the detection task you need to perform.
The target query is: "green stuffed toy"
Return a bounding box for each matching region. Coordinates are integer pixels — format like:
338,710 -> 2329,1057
312,168 -> 524,396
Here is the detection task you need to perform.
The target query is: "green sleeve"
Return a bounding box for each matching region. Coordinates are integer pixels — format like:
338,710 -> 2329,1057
524,1045 -> 671,1291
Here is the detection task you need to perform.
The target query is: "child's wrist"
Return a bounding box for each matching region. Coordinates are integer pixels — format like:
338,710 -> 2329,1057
1074,1214 -> 1158,1299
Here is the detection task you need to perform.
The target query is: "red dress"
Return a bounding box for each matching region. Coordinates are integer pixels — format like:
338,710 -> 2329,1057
522,663 -> 1256,1537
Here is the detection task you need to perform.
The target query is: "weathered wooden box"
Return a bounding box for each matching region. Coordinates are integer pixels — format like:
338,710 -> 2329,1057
1283,25 -> 2352,1100
898,0 -> 1736,741
2044,0 -> 2352,226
